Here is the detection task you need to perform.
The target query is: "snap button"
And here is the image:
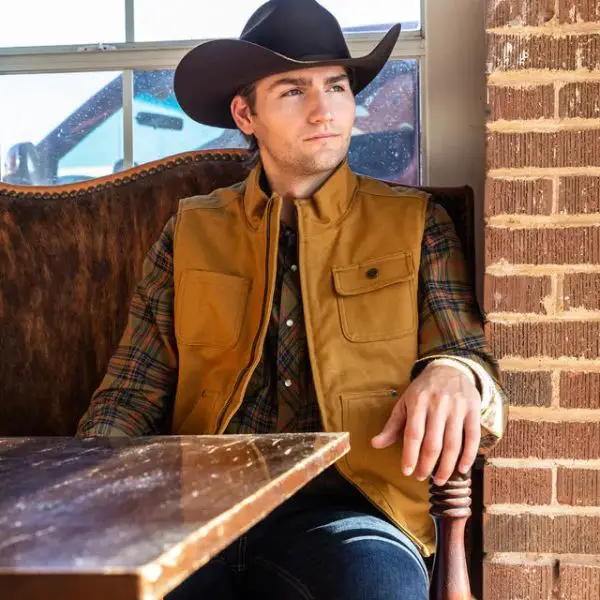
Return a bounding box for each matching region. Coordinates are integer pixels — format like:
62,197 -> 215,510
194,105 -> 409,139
366,268 -> 379,279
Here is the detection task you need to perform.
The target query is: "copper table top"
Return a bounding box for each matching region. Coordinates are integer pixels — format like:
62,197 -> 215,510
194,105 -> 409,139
0,433 -> 350,600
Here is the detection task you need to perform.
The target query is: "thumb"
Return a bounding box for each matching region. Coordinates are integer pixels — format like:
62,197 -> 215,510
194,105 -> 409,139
371,401 -> 406,449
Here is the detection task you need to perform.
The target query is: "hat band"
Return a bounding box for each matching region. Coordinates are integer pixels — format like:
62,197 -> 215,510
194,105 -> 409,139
297,53 -> 345,61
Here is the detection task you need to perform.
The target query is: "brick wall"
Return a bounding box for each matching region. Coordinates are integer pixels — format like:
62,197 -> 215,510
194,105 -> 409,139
485,1 -> 600,598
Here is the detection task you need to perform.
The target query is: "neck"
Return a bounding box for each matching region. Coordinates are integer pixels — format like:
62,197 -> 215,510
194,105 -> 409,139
266,168 -> 333,201
260,157 -> 342,226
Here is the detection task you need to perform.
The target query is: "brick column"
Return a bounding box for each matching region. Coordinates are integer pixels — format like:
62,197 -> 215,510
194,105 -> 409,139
485,2 -> 600,598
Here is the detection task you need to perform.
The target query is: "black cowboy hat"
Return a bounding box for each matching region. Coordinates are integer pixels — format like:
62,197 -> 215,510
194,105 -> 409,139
174,0 -> 401,129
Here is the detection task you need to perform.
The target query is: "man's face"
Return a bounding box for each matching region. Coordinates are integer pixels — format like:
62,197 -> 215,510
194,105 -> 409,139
233,65 -> 356,177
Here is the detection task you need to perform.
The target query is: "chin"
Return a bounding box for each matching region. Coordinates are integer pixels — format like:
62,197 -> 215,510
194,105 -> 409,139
301,148 -> 347,173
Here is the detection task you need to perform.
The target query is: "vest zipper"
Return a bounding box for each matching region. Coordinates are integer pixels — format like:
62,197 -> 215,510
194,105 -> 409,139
215,198 -> 278,433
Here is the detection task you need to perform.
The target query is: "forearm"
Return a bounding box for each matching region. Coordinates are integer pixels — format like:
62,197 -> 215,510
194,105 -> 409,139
416,200 -> 508,450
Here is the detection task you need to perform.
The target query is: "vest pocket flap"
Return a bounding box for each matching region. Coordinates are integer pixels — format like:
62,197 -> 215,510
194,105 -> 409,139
332,251 -> 415,297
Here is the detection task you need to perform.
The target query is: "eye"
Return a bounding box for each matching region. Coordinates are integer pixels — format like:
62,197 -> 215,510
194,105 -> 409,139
282,88 -> 302,97
330,84 -> 346,92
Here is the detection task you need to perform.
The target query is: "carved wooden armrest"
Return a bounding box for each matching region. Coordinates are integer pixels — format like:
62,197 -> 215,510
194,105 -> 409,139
429,469 -> 472,600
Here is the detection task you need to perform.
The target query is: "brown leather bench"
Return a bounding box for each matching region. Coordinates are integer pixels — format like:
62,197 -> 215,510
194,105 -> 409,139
0,148 -> 480,600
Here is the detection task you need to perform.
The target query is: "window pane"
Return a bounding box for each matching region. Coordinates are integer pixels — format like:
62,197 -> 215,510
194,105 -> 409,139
0,72 -> 124,186
0,0 -> 124,48
130,59 -> 419,185
132,71 -> 231,167
352,59 -> 420,184
135,0 -> 420,42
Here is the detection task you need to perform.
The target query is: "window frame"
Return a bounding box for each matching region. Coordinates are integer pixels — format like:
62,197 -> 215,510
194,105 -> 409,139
0,0 -> 485,198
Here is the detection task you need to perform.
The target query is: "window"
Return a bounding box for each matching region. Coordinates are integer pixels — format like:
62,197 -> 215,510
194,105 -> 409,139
134,1 -> 421,41
0,1 -> 125,47
0,0 -> 482,194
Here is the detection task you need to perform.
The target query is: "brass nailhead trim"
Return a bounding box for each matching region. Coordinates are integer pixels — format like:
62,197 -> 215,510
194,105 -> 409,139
0,151 -> 249,199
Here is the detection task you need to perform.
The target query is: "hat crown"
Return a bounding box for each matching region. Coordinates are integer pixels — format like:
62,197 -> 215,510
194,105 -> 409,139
240,0 -> 351,61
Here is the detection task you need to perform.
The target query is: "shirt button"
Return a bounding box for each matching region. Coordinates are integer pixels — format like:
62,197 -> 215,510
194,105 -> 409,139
286,319 -> 294,327
284,379 -> 292,388
290,264 -> 298,272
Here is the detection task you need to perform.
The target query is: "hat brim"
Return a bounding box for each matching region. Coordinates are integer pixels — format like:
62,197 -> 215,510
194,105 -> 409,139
174,23 -> 401,129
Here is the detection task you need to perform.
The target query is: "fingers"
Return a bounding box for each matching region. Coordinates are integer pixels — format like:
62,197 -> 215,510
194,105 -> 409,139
459,408 -> 481,474
413,397 -> 449,481
432,412 -> 463,485
401,398 -> 428,476
371,400 -> 407,449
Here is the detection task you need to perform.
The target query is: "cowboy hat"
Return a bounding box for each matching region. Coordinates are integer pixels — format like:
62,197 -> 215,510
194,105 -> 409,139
174,0 -> 401,129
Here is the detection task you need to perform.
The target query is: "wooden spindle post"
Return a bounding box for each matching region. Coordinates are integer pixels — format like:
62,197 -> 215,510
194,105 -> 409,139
429,470 -> 472,600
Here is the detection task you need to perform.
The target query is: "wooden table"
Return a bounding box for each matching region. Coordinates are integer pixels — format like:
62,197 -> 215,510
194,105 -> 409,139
0,433 -> 349,600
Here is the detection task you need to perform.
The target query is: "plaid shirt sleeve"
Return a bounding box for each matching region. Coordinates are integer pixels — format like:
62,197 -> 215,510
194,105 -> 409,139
76,215 -> 178,437
412,200 -> 508,452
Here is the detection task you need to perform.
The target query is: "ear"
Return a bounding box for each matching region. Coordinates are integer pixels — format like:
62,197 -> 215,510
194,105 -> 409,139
230,95 -> 255,136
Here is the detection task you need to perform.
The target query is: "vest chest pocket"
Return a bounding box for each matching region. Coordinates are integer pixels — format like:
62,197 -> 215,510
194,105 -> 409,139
176,269 -> 250,348
332,251 -> 417,343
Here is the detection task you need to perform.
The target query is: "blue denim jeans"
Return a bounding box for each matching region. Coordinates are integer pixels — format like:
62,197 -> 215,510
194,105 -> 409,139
166,468 -> 429,600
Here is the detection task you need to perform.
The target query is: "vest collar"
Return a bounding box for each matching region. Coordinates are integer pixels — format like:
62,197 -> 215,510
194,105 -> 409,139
243,159 -> 358,229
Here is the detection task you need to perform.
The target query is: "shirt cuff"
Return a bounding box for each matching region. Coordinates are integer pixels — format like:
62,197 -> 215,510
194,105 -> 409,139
76,425 -> 132,438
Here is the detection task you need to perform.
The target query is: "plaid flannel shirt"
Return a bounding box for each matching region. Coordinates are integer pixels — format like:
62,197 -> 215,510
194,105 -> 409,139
77,196 -> 507,452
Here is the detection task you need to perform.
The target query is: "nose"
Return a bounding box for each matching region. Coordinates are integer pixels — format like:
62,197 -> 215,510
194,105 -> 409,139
308,91 -> 334,125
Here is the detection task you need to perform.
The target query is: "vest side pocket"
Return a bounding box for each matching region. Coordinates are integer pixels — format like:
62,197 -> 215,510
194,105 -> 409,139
176,269 -> 250,348
339,389 -> 416,494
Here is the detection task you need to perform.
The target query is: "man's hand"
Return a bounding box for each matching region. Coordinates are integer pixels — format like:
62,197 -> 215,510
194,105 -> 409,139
371,363 -> 481,486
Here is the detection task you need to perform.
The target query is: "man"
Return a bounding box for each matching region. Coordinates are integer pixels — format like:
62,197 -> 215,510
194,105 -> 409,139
78,1 -> 507,598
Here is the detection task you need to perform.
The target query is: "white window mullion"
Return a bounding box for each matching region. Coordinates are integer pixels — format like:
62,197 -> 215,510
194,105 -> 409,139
125,0 -> 135,43
123,0 -> 135,170
123,69 -> 134,169
0,32 -> 424,75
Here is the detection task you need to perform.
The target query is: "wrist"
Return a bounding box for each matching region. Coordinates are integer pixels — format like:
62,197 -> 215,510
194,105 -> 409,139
424,358 -> 477,387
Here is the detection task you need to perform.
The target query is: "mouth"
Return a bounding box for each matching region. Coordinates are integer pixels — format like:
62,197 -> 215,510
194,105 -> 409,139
304,133 -> 340,141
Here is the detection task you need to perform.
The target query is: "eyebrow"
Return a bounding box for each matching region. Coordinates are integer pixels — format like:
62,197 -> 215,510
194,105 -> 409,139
267,73 -> 349,92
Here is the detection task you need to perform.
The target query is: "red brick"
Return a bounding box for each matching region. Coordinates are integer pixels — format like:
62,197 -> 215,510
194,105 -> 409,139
485,466 -> 553,504
559,177 -> 600,213
486,227 -> 600,264
559,82 -> 600,118
484,513 -> 600,553
564,273 -> 600,310
557,467 -> 600,505
491,420 -> 600,459
489,321 -> 600,359
503,371 -> 553,406
559,561 -> 600,600
488,34 -> 600,72
559,1 -> 600,24
488,131 -> 600,169
489,85 -> 554,120
487,0 -> 555,27
485,274 -> 552,313
483,561 -> 554,600
486,178 -> 553,215
560,372 -> 600,408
